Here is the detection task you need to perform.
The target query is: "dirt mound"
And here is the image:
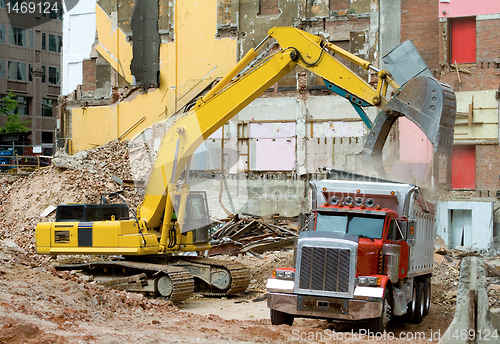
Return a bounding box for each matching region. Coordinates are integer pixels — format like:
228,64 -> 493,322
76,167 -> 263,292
0,318 -> 66,344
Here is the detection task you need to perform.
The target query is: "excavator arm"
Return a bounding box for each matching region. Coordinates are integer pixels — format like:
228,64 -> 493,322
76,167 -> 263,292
136,27 -> 456,251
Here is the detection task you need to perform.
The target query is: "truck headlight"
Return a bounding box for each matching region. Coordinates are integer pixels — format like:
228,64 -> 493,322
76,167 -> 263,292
357,276 -> 381,286
272,268 -> 295,281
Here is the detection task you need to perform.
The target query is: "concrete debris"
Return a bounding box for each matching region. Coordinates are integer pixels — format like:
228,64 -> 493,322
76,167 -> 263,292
52,151 -> 87,170
40,205 -> 57,218
438,257 -> 500,344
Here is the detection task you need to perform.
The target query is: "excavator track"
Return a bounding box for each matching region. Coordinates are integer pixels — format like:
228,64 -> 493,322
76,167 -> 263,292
171,256 -> 251,295
54,261 -> 194,302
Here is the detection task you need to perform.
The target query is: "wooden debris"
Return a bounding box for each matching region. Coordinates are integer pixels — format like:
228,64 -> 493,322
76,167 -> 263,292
209,214 -> 299,256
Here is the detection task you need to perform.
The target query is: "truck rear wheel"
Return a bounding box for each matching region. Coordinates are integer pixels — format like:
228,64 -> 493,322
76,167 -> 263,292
367,289 -> 392,333
270,309 -> 294,326
423,278 -> 431,317
412,282 -> 424,324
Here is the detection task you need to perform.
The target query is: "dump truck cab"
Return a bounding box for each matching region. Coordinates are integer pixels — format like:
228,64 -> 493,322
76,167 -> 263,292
267,179 -> 434,331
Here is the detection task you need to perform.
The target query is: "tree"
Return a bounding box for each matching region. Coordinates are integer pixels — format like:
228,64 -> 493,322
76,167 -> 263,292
0,90 -> 30,134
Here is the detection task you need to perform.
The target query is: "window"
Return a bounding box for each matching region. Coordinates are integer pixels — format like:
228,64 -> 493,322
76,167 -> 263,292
387,219 -> 404,240
8,27 -> 26,47
0,25 -> 5,44
0,94 -> 28,115
450,17 -> 476,64
42,131 -> 53,144
48,66 -> 60,85
41,65 -> 45,83
42,32 -> 46,50
42,99 -> 53,117
48,34 -> 62,53
0,60 -> 4,78
14,96 -> 28,115
29,63 -> 32,81
315,212 -> 385,239
47,1 -> 63,21
8,61 -> 26,81
0,0 -> 4,8
28,30 -> 33,49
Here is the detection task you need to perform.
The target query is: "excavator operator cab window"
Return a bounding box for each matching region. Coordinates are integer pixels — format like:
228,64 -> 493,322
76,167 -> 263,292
56,204 -> 129,222
57,205 -> 84,221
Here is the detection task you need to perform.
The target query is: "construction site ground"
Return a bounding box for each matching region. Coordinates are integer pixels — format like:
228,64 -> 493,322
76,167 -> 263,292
0,242 -> 459,344
0,141 -> 499,343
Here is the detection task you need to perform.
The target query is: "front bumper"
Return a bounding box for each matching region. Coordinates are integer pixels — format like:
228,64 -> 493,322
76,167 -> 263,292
267,292 -> 383,321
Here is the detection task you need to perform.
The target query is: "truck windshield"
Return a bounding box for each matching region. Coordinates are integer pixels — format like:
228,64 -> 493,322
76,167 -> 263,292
315,212 -> 385,239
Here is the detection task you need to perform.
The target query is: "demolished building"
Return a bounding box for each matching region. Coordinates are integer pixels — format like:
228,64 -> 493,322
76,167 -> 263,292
59,0 -> 499,248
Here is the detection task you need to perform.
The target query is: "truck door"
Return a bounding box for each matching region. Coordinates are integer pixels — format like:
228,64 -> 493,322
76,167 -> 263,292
386,219 -> 409,279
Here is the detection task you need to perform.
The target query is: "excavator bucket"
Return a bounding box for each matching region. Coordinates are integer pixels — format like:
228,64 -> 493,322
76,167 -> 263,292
362,76 -> 456,167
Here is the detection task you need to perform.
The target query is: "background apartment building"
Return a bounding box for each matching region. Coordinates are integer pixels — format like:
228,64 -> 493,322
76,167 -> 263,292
0,0 -> 62,154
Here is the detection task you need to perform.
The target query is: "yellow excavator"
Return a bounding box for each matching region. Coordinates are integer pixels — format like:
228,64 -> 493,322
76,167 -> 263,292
36,27 -> 456,301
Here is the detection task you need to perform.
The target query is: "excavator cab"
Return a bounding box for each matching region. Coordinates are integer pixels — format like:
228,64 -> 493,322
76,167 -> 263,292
173,191 -> 210,245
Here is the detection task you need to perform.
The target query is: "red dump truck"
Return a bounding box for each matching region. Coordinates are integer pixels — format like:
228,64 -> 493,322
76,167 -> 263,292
267,177 -> 435,332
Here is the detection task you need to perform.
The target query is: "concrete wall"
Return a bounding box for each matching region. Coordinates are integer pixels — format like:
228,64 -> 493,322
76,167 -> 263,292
190,176 -> 309,218
436,201 -> 495,250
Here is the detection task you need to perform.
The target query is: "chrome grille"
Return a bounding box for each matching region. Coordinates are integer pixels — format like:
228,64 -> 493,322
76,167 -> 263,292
299,246 -> 351,293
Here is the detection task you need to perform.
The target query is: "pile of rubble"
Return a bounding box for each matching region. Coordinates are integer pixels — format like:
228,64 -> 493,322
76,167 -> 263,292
433,245 -> 500,311
0,140 -> 143,257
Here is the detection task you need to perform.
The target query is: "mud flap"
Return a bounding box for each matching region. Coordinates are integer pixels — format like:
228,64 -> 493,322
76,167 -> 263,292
362,76 -> 456,171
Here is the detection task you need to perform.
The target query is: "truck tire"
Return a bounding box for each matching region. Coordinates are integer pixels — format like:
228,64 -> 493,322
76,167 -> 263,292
412,281 -> 424,324
406,282 -> 417,322
367,289 -> 392,333
423,277 -> 431,317
270,309 -> 294,326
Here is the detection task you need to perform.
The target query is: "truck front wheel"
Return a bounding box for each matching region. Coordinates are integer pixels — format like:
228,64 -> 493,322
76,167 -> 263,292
270,309 -> 294,326
367,289 -> 392,333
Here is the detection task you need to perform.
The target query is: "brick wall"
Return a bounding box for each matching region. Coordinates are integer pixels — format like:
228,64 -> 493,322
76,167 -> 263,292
477,18 -> 500,63
82,58 -> 96,93
401,0 -> 440,72
476,144 -> 500,194
440,65 -> 499,92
